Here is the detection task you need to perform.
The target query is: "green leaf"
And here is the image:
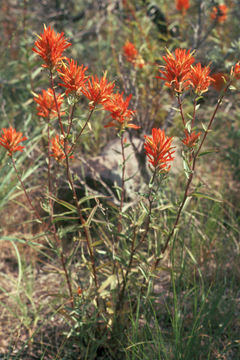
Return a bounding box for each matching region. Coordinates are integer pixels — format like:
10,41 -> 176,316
53,216 -> 79,222
185,245 -> 198,265
192,192 -> 223,202
183,158 -> 192,179
198,149 -> 218,157
47,194 -> 77,212
201,122 -> 208,132
182,196 -> 192,212
185,119 -> 192,132
91,240 -> 103,247
85,205 -> 98,227
98,274 -> 117,293
78,194 -> 107,206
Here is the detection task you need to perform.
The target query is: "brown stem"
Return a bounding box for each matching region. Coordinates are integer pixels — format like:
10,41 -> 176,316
155,84 -> 230,268
64,151 -> 99,292
11,154 -> 74,307
11,156 -> 42,223
191,96 -> 197,130
69,107 -> 95,155
116,225 -> 137,311
116,168 -> 158,311
137,168 -> 158,247
66,104 -> 76,138
47,117 -> 52,195
117,133 -> 126,233
49,70 -> 65,137
60,252 -> 74,307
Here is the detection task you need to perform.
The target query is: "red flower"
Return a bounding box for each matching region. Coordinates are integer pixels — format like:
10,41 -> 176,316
211,72 -> 228,91
232,62 -> 240,80
144,128 -> 175,171
210,4 -> 228,23
34,88 -> 65,118
182,129 -> 201,148
0,127 -> 27,156
50,134 -> 73,162
32,25 -> 71,70
123,40 -> 144,68
123,40 -> 138,63
157,48 -> 195,92
81,74 -> 115,109
176,0 -> 190,13
58,58 -> 88,96
104,92 -> 139,130
189,63 -> 214,94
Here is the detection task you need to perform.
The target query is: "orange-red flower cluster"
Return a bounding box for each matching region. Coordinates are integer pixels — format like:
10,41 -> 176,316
104,92 -> 139,130
232,62 -> 240,80
157,48 -> 195,93
182,129 -> 201,148
176,0 -> 190,13
144,128 -> 175,172
158,48 -> 215,94
0,127 -> 27,156
32,26 -> 139,133
32,25 -> 71,70
81,74 -> 115,109
210,4 -> 228,23
122,40 -> 144,68
211,72 -> 228,91
34,88 -> 65,118
189,63 -> 214,94
58,58 -> 88,96
50,134 -> 73,162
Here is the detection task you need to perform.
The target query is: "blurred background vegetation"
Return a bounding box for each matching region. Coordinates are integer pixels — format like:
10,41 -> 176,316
0,0 -> 239,359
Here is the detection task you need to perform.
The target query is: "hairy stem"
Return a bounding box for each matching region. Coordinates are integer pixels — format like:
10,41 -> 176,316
11,156 -> 42,223
155,84 -> 230,268
64,148 -> 99,292
117,133 -> 126,233
49,70 -> 65,137
177,93 -> 186,127
69,107 -> 95,154
191,96 -> 197,130
116,168 -> 157,311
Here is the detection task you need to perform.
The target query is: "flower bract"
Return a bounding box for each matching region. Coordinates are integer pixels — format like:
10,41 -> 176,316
182,129 -> 201,148
210,4 -> 228,23
176,0 -> 190,13
189,63 -> 214,94
34,88 -> 65,118
50,134 -> 73,162
232,62 -> 240,80
123,40 -> 138,63
144,128 -> 175,172
81,74 -> 115,109
0,127 -> 27,156
123,40 -> 144,68
211,72 -> 228,91
104,92 -> 139,130
58,58 -> 88,96
157,48 -> 195,93
32,25 -> 71,70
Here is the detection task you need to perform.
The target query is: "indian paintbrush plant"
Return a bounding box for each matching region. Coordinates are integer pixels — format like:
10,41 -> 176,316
0,24 -> 239,357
